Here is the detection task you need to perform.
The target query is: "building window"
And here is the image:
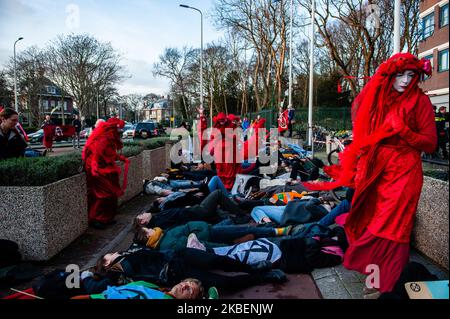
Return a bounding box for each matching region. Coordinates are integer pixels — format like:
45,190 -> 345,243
46,86 -> 56,94
440,3 -> 449,28
64,101 -> 68,111
422,13 -> 435,40
438,49 -> 449,72
424,54 -> 433,80
50,100 -> 56,109
41,100 -> 49,110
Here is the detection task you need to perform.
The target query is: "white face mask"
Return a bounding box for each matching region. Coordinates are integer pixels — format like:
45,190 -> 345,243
393,70 -> 415,93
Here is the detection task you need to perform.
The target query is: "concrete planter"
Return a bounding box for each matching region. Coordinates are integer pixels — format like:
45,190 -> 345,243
142,147 -> 167,180
118,154 -> 143,206
0,173 -> 88,261
412,176 -> 449,270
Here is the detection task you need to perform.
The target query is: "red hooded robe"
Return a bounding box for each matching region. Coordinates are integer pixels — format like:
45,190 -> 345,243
304,53 -> 436,292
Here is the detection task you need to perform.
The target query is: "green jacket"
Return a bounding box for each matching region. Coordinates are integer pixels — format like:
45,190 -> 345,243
158,221 -> 211,251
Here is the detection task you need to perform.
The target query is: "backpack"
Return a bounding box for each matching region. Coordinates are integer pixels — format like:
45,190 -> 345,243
90,281 -> 173,300
0,240 -> 21,268
32,269 -> 86,299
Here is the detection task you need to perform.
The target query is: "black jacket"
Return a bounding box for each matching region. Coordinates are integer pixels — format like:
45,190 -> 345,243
0,128 -> 27,160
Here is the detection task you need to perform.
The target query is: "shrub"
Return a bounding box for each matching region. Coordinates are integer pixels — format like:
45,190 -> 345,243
0,152 -> 82,186
423,169 -> 449,182
0,138 -> 169,187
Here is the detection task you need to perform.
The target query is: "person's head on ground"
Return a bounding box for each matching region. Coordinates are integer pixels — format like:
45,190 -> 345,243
94,252 -> 123,276
0,108 -> 19,131
134,226 -> 163,248
45,115 -> 51,121
169,278 -> 204,299
439,106 -> 447,114
133,212 -> 152,229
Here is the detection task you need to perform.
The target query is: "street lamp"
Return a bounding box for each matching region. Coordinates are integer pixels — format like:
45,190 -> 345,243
14,37 -> 24,112
179,4 -> 207,124
308,0 -> 315,151
393,0 -> 401,54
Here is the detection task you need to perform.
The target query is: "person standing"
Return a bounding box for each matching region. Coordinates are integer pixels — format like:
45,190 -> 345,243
287,106 -> 295,138
41,115 -> 54,153
0,108 -> 27,160
72,115 -> 82,149
82,117 -> 129,229
435,106 -> 449,160
303,53 -> 437,295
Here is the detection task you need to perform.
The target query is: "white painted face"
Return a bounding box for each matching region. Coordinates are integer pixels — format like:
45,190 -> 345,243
393,70 -> 416,93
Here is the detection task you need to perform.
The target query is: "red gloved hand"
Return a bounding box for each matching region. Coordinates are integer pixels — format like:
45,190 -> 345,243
385,113 -> 405,133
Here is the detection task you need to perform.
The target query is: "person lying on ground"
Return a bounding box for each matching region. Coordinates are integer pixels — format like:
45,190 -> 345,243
79,278 -> 205,300
250,197 -> 336,226
133,221 -> 293,251
135,190 -> 251,230
82,247 -> 287,294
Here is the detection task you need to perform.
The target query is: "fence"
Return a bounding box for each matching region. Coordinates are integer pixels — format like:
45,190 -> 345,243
246,107 -> 352,132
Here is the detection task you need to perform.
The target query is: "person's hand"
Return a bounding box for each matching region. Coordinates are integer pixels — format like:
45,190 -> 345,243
385,113 -> 405,133
81,271 -> 94,280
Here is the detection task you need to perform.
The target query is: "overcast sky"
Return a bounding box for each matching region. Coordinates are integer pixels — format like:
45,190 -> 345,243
0,0 -> 224,96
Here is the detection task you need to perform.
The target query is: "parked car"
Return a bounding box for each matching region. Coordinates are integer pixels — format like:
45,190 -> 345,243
122,124 -> 136,139
156,123 -> 166,136
28,129 -> 44,143
134,121 -> 159,139
80,127 -> 93,139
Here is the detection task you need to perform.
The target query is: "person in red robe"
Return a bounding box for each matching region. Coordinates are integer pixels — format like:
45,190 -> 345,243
82,117 -> 129,229
303,53 -> 436,295
41,115 -> 54,152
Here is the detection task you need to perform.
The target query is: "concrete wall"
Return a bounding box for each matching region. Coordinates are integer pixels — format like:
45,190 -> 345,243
118,154 -> 143,206
412,176 -> 449,270
0,174 -> 88,261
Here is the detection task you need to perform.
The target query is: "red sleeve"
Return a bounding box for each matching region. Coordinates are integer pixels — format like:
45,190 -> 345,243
399,95 -> 437,154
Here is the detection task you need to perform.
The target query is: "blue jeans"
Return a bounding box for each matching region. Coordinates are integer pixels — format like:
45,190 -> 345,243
208,176 -> 230,197
169,179 -> 203,190
209,225 -> 276,243
317,199 -> 350,226
250,206 -> 285,224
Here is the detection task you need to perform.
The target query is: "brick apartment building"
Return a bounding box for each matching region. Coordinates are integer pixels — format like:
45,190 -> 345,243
418,0 -> 449,110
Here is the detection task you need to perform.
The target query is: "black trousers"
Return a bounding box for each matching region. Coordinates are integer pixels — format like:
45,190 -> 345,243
170,248 -> 266,291
188,190 -> 246,219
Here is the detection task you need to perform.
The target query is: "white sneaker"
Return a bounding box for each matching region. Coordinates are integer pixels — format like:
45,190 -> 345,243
186,233 -> 206,251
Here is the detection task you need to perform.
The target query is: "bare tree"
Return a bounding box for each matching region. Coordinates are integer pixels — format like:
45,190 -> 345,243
46,34 -> 126,118
5,46 -> 47,126
122,93 -> 144,122
153,47 -> 195,120
300,0 -> 421,97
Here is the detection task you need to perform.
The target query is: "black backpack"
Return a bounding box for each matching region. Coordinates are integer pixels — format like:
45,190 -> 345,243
0,240 -> 21,268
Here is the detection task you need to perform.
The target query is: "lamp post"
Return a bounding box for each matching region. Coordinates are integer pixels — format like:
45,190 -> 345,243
288,0 -> 293,110
393,0 -> 401,54
308,0 -> 315,151
14,37 -> 24,112
180,4 -> 207,124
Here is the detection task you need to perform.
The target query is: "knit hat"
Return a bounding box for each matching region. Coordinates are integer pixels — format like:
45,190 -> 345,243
146,227 -> 164,249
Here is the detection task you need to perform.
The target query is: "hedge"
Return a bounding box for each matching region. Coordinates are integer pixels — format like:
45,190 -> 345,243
0,152 -> 83,187
0,137 -> 170,187
423,169 -> 449,182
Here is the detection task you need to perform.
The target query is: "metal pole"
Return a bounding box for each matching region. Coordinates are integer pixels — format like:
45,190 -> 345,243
393,0 -> 401,54
180,5 -> 206,123
308,0 -> 315,148
288,0 -> 293,109
13,37 -> 23,112
96,91 -> 99,120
